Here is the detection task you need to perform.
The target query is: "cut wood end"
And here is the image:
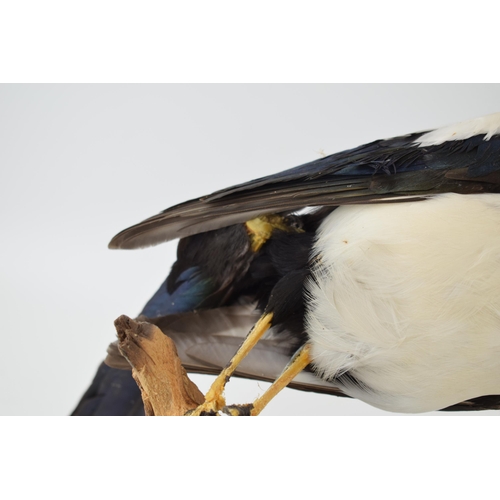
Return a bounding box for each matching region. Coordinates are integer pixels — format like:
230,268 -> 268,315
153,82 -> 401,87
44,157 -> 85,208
114,314 -> 156,342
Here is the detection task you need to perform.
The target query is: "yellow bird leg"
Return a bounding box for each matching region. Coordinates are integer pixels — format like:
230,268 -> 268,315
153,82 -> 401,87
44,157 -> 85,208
223,343 -> 312,416
187,312 -> 274,416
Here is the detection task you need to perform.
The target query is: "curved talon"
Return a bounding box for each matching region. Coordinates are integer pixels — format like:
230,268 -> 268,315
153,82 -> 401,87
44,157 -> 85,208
186,398 -> 225,416
222,404 -> 255,416
184,408 -> 218,416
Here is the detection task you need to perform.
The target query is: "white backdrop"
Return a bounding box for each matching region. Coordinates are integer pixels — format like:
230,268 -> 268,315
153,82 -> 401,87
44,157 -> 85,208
1,84 -> 499,415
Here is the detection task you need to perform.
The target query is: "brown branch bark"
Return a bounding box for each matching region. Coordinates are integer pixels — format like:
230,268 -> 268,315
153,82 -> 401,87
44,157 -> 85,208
114,315 -> 205,416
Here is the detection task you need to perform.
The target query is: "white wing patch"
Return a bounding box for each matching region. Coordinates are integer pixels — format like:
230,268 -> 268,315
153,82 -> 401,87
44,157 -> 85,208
415,112 -> 500,147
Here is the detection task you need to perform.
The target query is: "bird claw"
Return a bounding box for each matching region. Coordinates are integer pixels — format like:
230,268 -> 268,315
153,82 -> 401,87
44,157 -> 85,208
185,397 -> 226,416
221,404 -> 255,416
186,403 -> 255,416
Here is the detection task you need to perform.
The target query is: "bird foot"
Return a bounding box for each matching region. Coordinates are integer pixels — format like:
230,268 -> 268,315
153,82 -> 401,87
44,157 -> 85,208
185,395 -> 226,416
222,404 -> 255,416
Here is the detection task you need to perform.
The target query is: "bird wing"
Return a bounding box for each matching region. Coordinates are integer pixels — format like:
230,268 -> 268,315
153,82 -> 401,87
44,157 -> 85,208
110,124 -> 500,249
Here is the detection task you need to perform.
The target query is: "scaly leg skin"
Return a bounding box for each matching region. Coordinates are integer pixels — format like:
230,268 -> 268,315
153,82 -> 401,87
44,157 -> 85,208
186,312 -> 274,416
223,343 -> 312,416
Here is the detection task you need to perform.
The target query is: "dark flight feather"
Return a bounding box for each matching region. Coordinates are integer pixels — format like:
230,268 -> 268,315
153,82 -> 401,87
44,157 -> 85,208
109,133 -> 500,249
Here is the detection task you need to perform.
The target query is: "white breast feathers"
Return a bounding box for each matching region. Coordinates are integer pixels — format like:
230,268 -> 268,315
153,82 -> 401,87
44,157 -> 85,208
306,193 -> 500,413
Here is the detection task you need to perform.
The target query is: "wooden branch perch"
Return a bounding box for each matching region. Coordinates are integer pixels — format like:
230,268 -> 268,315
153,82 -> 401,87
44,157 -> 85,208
114,315 -> 205,416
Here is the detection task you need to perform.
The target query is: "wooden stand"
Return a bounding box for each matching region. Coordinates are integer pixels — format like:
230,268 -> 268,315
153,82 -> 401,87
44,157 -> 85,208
114,315 -> 205,416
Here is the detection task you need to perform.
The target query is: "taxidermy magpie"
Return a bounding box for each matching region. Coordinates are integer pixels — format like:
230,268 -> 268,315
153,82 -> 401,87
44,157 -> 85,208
74,112 -> 500,415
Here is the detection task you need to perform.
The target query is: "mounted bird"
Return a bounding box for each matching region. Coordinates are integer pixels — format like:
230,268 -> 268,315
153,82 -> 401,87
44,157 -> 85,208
74,112 -> 500,415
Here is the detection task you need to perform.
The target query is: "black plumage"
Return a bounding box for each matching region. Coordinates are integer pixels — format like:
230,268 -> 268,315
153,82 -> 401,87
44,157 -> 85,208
71,362 -> 144,416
